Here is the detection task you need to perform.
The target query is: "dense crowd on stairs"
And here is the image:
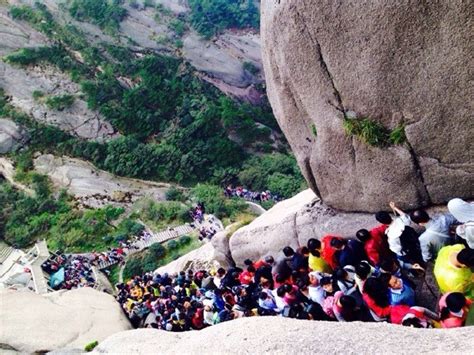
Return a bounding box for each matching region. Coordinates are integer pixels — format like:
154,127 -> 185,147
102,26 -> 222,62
40,203 -> 219,291
224,185 -> 281,203
115,198 -> 473,331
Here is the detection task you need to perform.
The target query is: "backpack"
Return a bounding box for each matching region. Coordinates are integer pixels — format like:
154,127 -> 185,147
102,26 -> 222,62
399,226 -> 423,265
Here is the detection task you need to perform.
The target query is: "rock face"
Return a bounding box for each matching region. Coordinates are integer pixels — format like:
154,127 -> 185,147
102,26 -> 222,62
93,317 -> 474,354
183,31 -> 263,89
0,6 -> 48,56
261,1 -> 474,212
33,154 -> 172,208
0,288 -> 131,353
0,119 -> 26,154
229,189 -> 375,266
155,242 -> 225,276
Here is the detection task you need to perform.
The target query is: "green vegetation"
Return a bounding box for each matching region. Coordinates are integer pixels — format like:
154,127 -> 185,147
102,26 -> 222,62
191,184 -> 248,219
389,123 -> 407,145
238,154 -> 306,199
0,176 -> 137,251
122,235 -> 199,280
4,3 -> 304,208
343,116 -> 407,147
4,46 -> 84,75
165,186 -> 185,202
84,341 -> 99,352
132,199 -> 190,231
169,18 -> 186,36
106,264 -> 121,286
311,124 -> 318,137
45,94 -> 75,110
243,61 -> 259,75
68,0 -> 127,35
32,90 -> 45,100
188,0 -> 259,38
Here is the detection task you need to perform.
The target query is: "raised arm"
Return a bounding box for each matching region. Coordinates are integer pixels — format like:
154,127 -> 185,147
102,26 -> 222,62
389,201 -> 407,217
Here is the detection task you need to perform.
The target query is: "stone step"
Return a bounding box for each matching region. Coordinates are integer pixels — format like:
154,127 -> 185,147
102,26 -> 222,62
0,246 -> 14,264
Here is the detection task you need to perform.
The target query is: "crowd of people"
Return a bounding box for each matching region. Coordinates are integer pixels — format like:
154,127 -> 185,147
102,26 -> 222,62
115,198 -> 473,331
224,185 -> 280,203
189,203 -> 219,240
42,252 -> 97,290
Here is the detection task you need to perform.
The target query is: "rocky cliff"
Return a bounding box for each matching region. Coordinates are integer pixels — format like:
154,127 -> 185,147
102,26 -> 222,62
92,317 -> 473,355
261,0 -> 473,212
0,288 -> 131,353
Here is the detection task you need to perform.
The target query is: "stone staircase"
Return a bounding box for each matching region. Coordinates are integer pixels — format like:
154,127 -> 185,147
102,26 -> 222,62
0,242 -> 14,265
29,240 -> 51,294
97,224 -> 195,270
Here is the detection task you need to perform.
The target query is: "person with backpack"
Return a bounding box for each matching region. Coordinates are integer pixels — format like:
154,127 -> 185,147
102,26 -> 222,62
448,198 -> 474,249
434,245 -> 474,298
377,202 -> 424,266
410,209 -> 457,262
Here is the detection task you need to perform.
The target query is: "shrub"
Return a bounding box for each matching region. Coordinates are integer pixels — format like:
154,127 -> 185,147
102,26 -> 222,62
169,18 -> 186,36
178,235 -> 191,245
32,90 -> 45,100
188,0 -> 259,38
165,186 -> 185,202
84,341 -> 98,352
267,173 -> 303,199
261,200 -> 276,210
123,256 -> 144,280
389,123 -> 406,145
149,242 -> 166,258
68,0 -> 128,35
166,239 -> 178,250
45,94 -> 75,110
343,116 -> 407,147
243,61 -> 259,75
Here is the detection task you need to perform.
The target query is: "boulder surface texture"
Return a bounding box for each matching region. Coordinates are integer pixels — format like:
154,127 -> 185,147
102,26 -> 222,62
261,0 -> 473,212
93,316 -> 474,355
0,288 -> 131,353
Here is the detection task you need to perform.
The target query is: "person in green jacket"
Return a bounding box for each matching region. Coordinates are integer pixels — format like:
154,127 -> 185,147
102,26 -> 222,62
434,244 -> 474,299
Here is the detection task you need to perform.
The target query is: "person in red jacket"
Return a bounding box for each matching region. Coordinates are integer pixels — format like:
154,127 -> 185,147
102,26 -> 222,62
356,228 -> 392,266
321,235 -> 344,270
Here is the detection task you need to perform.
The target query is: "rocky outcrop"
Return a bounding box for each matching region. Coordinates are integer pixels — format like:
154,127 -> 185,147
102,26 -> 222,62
0,62 -> 117,142
0,119 -> 26,154
0,288 -> 131,353
93,317 -> 474,354
230,189 -> 375,265
261,1 -> 474,212
0,6 -> 48,56
155,242 -> 224,276
183,31 -> 262,89
8,0 -> 264,102
33,154 -> 172,208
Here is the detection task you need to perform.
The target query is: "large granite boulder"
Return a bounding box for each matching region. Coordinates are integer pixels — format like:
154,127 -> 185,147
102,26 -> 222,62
93,317 -> 474,354
261,0 -> 473,212
0,288 -> 131,353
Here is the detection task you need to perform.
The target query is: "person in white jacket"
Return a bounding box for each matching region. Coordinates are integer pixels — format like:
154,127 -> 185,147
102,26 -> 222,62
448,198 -> 474,249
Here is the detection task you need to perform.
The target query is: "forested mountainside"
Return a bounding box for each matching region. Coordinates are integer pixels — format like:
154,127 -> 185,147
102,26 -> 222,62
0,0 -> 305,252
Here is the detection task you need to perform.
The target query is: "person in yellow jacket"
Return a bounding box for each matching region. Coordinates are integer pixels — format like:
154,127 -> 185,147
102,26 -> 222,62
434,244 -> 474,299
307,238 -> 332,273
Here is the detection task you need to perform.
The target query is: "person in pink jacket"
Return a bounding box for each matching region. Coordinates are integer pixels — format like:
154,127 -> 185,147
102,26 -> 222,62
438,292 -> 472,328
